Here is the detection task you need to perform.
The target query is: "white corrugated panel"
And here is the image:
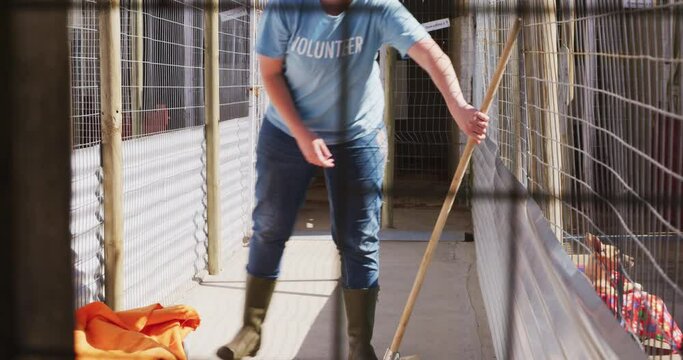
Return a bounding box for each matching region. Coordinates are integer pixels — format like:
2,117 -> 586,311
71,144 -> 105,308
122,127 -> 207,309
220,117 -> 254,262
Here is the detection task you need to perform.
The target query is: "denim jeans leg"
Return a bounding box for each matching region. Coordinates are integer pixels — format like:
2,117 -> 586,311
324,128 -> 387,289
247,120 -> 315,279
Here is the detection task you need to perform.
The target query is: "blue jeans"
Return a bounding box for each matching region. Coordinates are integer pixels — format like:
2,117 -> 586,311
247,119 -> 387,289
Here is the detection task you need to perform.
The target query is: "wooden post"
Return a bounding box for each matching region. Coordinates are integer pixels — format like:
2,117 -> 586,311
98,0 -> 125,310
537,0 -> 564,242
382,47 -> 396,229
559,1 -> 575,237
545,4 -> 564,240
510,19 -> 524,182
521,22 -> 538,195
131,0 -> 144,136
578,0 -> 597,225
205,0 -> 222,274
3,1 -> 74,356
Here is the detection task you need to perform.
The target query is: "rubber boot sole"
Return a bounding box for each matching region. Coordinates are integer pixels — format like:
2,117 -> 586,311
216,345 -> 259,360
216,331 -> 260,360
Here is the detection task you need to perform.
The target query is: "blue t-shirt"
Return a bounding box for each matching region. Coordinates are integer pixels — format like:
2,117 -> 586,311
256,0 -> 429,144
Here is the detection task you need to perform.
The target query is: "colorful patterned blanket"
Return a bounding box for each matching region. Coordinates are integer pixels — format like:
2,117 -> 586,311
578,264 -> 682,352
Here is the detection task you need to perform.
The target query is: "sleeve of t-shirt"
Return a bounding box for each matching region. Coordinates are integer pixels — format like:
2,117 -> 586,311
255,0 -> 291,58
380,0 -> 430,57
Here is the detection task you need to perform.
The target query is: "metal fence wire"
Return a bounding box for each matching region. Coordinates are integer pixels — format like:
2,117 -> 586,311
67,0 -> 683,357
383,0 -> 472,208
69,0 -> 105,308
392,0 -> 459,182
68,0 -> 261,309
218,0 -> 255,260
118,0 -> 209,309
473,0 -> 683,357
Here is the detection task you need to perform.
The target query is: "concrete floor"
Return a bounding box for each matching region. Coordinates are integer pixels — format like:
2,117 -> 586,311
295,179 -> 473,238
180,180 -> 494,359
182,239 -> 494,360
177,179 -> 679,360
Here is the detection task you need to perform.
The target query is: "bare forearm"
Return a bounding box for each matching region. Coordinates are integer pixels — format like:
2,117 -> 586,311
424,47 -> 467,111
408,39 -> 467,111
407,38 -> 489,143
262,73 -> 308,138
431,55 -> 468,114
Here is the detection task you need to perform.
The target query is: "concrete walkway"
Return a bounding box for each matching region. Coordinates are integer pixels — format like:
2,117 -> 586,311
181,237 -> 494,359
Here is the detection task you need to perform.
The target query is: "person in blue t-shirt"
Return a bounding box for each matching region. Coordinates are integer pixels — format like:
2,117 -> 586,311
217,0 -> 489,359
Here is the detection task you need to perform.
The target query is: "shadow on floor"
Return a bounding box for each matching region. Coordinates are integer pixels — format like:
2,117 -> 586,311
294,240 -> 495,360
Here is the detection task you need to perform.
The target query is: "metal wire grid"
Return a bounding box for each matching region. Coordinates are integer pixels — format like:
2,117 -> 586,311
219,118 -> 253,258
119,0 -> 209,308
474,0 -> 683,355
68,0 -> 105,308
121,128 -> 208,309
219,0 -> 251,121
70,0 -> 102,148
121,0 -> 205,139
66,0 -> 267,309
392,0 -> 459,182
218,0 -> 255,259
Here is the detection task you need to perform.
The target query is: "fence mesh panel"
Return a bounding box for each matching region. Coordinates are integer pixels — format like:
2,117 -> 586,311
218,0 -> 255,259
121,0 -> 206,138
69,0 -> 105,308
472,0 -> 683,357
120,0 -> 208,308
65,1 -> 683,355
67,0 -> 263,310
393,0 -> 458,182
381,1 -> 473,210
219,0 -> 251,121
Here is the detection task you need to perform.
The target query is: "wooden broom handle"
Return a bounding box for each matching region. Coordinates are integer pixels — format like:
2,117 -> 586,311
386,18 -> 522,357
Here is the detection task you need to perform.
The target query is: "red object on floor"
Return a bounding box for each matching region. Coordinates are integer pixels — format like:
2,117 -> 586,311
74,301 -> 200,359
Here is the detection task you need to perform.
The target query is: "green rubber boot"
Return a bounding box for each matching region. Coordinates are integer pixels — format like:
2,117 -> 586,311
216,275 -> 276,360
344,287 -> 379,360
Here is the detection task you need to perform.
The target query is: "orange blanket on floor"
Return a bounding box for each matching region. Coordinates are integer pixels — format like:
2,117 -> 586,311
75,301 -> 200,359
